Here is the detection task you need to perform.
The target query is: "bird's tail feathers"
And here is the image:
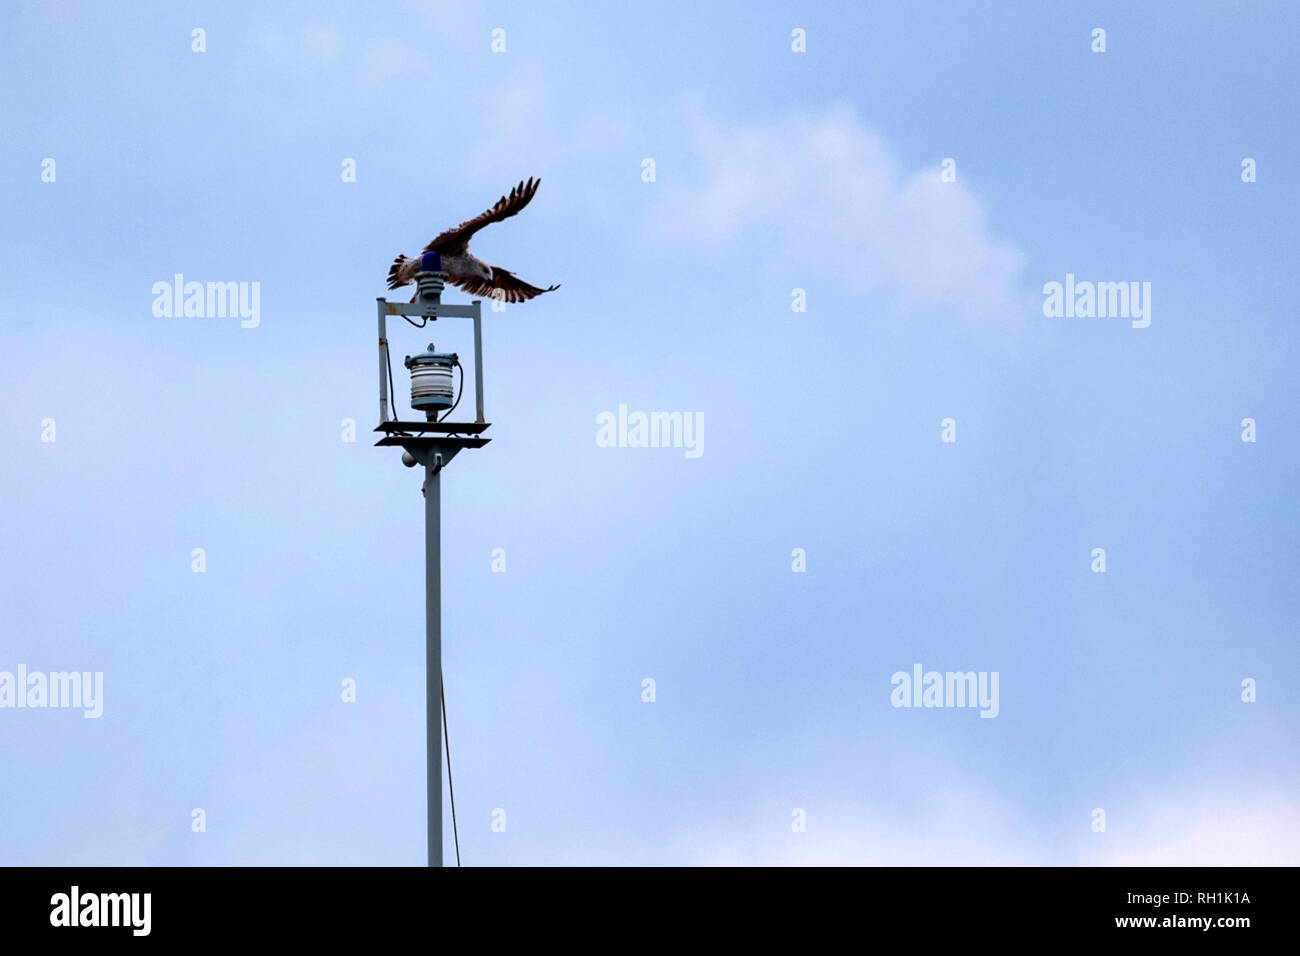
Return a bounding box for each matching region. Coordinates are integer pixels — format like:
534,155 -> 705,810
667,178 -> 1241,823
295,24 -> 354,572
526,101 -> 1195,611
386,255 -> 409,289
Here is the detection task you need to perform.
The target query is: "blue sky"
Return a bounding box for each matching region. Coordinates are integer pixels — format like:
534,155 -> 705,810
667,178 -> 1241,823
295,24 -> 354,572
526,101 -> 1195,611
1,0 -> 1296,865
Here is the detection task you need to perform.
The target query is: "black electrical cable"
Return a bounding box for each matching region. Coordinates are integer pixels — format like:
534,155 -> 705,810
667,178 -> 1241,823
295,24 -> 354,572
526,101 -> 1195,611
441,674 -> 461,867
384,343 -> 407,434
437,360 -> 464,423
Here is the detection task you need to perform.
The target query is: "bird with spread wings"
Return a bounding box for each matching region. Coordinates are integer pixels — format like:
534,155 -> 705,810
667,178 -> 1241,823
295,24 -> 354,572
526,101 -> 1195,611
387,177 -> 560,303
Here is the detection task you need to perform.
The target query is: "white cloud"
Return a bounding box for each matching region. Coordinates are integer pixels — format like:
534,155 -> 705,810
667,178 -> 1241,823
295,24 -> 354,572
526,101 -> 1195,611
687,816 -> 1043,867
651,105 -> 1029,326
1094,793 -> 1300,867
673,790 -> 1300,867
612,780 -> 1048,867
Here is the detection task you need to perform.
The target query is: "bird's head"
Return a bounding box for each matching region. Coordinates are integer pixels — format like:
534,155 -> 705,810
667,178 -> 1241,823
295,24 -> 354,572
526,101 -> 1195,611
477,262 -> 494,281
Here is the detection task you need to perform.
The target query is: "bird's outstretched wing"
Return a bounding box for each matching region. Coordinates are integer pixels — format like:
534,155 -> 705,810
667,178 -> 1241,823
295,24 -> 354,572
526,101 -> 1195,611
424,178 -> 541,254
449,266 -> 559,303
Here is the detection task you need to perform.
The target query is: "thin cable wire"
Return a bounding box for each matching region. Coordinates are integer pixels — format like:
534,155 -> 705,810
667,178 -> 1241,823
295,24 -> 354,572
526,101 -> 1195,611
441,673 -> 461,867
437,360 -> 464,423
385,341 -> 405,432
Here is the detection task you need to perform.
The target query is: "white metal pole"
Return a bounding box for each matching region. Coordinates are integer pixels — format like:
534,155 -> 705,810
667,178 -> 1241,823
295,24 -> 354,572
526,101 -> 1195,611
425,454 -> 443,867
377,300 -> 391,423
